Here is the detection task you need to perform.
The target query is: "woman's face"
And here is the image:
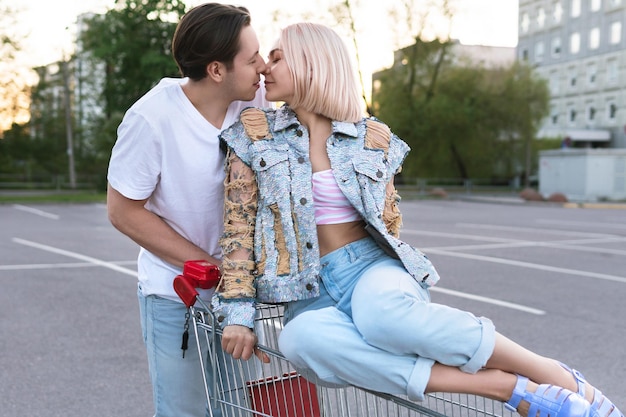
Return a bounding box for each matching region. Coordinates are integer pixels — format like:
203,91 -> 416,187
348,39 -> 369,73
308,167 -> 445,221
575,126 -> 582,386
263,48 -> 294,103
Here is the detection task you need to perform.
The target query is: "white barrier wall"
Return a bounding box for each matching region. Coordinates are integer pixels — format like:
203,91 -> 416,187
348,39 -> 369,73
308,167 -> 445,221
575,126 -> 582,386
539,149 -> 626,201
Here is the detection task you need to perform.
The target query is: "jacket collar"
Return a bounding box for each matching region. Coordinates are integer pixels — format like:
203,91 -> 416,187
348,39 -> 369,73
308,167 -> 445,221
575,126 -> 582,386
273,105 -> 358,139
331,120 -> 358,138
273,105 -> 300,132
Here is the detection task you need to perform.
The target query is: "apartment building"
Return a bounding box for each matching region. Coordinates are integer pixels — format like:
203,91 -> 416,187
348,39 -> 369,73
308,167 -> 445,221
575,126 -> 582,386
518,0 -> 626,148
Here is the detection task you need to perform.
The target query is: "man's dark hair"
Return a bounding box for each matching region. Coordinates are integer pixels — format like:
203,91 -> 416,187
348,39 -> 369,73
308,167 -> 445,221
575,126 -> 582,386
172,3 -> 251,81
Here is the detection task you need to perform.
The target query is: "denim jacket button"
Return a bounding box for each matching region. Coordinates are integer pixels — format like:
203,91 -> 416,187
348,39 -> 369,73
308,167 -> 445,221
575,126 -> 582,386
260,159 -> 266,167
376,170 -> 383,178
300,197 -> 307,205
298,156 -> 305,163
217,315 -> 225,322
305,283 -> 313,291
296,129 -> 303,137
306,242 -> 313,249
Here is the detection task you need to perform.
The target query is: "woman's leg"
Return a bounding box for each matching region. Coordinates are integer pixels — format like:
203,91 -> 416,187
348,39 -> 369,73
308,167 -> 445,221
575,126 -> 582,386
351,258 -> 495,373
350,258 -> 604,408
485,333 -> 596,404
426,364 -> 517,400
279,305 -> 436,402
280,304 -> 569,417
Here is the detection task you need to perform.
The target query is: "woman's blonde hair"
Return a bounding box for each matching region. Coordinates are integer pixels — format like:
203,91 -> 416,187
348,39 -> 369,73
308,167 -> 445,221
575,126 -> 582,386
278,22 -> 363,122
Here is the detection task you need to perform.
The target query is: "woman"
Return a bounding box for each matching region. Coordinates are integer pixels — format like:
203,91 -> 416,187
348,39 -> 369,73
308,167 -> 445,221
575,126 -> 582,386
211,22 -> 622,417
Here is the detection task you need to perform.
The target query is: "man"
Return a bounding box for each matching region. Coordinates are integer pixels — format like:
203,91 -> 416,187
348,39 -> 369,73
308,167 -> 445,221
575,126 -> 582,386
106,3 -> 269,416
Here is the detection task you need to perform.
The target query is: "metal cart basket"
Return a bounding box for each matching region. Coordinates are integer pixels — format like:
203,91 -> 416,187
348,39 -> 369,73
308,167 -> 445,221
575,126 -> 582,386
174,264 -> 515,417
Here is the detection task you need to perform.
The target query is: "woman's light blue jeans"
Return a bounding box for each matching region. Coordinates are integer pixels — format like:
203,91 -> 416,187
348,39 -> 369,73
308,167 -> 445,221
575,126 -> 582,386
279,237 -> 496,402
138,286 -> 253,417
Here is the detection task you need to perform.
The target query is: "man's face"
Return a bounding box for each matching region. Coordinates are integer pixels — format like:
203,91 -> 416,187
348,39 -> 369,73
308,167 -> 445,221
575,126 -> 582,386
224,25 -> 266,102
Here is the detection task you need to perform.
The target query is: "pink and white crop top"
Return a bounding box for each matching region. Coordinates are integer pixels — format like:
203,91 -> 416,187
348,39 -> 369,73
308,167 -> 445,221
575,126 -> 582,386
312,169 -> 362,225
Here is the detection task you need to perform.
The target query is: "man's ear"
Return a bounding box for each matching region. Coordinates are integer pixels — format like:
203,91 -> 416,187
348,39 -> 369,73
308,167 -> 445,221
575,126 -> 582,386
206,61 -> 225,82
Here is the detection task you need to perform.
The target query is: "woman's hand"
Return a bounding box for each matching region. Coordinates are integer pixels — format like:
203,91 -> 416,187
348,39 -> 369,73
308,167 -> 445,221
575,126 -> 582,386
221,325 -> 270,363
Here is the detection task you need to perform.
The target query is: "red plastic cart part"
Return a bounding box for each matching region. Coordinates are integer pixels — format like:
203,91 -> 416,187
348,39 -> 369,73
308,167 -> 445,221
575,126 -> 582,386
173,275 -> 199,308
246,372 -> 320,417
183,260 -> 220,289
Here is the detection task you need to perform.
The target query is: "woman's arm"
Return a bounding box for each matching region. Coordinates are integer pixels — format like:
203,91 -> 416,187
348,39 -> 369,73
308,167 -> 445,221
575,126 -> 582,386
383,176 -> 402,238
218,150 -> 257,298
217,149 -> 269,362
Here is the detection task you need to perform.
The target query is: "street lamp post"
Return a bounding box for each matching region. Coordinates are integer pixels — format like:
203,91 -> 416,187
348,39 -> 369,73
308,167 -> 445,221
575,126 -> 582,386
62,57 -> 76,189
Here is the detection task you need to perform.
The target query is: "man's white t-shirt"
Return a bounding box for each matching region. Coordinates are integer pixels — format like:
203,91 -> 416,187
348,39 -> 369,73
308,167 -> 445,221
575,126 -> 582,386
108,77 -> 269,302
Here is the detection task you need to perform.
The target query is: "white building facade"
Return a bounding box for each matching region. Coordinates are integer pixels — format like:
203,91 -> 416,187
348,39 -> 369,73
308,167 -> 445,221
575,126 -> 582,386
518,0 -> 626,149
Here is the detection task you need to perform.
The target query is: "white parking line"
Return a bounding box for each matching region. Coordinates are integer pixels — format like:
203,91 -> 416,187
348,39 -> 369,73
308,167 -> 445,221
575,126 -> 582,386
10,238 -> 546,315
0,261 -> 137,271
13,204 -> 60,220
536,219 -> 626,230
12,238 -> 138,277
424,248 -> 626,284
403,229 -> 626,256
430,287 -> 545,315
457,223 -> 617,238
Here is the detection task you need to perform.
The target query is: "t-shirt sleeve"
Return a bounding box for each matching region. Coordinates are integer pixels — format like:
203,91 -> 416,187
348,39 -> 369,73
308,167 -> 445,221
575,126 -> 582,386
107,110 -> 162,200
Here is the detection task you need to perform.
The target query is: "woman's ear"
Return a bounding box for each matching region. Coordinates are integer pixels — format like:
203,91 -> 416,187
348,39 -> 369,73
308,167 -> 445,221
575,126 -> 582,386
206,61 -> 224,82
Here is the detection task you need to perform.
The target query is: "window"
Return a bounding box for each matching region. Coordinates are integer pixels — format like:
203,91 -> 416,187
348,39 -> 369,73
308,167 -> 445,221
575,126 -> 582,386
569,108 -> 577,123
607,101 -> 618,121
590,0 -> 602,11
587,105 -> 596,122
568,66 -> 577,88
553,1 -> 563,23
552,37 -> 562,57
610,21 -> 622,44
587,63 -> 597,85
589,27 -> 600,49
537,8 -> 546,28
535,42 -> 545,62
521,12 -> 530,33
607,58 -> 618,84
571,0 -> 581,17
570,32 -> 581,53
550,106 -> 559,125
521,49 -> 529,61
550,71 -> 560,94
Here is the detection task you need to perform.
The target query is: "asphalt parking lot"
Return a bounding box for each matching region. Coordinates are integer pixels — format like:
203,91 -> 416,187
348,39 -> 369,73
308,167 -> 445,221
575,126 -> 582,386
0,199 -> 624,416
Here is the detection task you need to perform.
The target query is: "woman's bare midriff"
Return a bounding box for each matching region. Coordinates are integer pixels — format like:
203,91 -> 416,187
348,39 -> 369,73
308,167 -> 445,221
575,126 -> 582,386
317,220 -> 370,257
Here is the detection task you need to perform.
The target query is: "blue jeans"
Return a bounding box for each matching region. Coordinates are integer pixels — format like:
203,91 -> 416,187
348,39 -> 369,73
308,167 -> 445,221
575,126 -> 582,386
279,237 -> 495,402
138,287 -> 254,417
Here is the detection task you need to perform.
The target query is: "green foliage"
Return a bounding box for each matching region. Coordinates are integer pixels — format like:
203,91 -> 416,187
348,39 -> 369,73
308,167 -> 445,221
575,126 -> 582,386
0,0 -> 29,134
0,0 -> 189,188
71,0 -> 188,186
0,123 -> 31,174
374,41 -> 550,182
79,0 -> 187,117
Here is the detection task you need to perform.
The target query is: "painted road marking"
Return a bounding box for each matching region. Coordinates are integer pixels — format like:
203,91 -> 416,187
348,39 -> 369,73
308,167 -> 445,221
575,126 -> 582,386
12,238 -> 137,277
13,204 -> 60,220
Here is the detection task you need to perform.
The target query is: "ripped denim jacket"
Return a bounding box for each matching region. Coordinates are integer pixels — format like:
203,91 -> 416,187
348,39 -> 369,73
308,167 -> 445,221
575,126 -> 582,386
212,106 -> 440,329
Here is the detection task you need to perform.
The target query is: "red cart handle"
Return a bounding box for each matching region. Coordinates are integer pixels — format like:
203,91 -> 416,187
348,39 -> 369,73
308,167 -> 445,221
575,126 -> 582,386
173,260 -> 221,307
174,275 -> 199,308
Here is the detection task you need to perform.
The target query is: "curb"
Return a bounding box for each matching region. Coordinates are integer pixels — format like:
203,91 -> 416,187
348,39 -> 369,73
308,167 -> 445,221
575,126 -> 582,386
449,195 -> 626,209
563,202 -> 626,209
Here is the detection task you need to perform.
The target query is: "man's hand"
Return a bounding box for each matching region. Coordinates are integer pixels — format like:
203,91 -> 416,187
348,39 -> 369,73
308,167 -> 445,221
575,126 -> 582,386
222,325 -> 270,363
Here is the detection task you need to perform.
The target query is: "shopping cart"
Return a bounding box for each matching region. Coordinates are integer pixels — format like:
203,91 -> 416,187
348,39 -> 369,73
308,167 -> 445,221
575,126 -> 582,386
174,261 -> 515,417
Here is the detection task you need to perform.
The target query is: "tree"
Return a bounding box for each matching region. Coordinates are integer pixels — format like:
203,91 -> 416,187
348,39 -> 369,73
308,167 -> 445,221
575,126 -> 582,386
375,50 -> 550,181
367,0 -> 550,182
78,0 -> 186,118
76,0 -> 188,187
0,0 -> 29,136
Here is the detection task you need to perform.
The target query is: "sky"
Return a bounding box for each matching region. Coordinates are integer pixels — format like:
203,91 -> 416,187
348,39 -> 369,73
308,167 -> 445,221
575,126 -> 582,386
8,0 -> 519,89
